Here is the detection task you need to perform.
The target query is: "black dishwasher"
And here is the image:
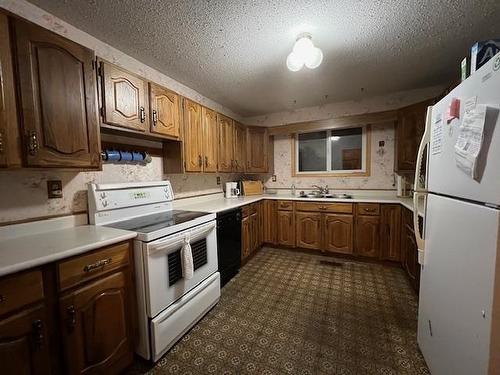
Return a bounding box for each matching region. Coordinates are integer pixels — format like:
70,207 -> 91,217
216,208 -> 242,286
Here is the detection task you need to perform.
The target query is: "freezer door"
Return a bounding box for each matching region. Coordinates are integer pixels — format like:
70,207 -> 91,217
418,194 -> 500,375
427,53 -> 500,206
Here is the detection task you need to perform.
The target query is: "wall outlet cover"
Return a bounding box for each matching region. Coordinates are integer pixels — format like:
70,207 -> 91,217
47,180 -> 63,199
272,175 -> 277,182
216,176 -> 221,185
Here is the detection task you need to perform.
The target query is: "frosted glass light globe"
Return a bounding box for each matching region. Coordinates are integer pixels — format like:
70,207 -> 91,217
292,36 -> 314,60
286,52 -> 304,72
305,47 -> 323,69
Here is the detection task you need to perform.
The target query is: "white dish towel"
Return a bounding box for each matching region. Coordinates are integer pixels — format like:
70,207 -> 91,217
181,233 -> 194,280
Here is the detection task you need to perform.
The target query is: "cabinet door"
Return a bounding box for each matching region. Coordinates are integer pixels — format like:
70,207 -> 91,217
241,216 -> 251,261
263,200 -> 277,244
218,114 -> 233,172
355,216 -> 380,258
100,61 -> 148,132
246,126 -> 268,173
0,14 -> 21,168
14,18 -> 100,168
250,212 -> 259,252
277,210 -> 295,247
405,228 -> 420,293
202,107 -> 218,172
380,205 -> 402,261
59,271 -> 134,375
0,305 -> 51,375
295,212 -> 322,250
324,214 -> 353,254
233,122 -> 246,172
183,99 -> 203,172
149,83 -> 180,139
395,100 -> 430,173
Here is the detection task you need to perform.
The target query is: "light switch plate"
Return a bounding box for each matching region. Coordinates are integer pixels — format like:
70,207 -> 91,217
271,175 -> 277,182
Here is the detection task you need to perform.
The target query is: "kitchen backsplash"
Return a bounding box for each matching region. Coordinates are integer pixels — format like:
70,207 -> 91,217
0,162 -> 242,224
251,121 -> 397,191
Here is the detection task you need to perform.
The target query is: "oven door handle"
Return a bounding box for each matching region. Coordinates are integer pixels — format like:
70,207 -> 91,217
147,221 -> 216,256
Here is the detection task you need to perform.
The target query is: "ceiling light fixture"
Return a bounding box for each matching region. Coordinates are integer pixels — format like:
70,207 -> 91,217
286,33 -> 323,71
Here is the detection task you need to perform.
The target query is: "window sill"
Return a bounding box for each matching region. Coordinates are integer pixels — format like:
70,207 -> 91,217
292,171 -> 370,177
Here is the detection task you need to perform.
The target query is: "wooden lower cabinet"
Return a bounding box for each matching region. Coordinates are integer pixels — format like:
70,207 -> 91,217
324,214 -> 353,254
401,207 -> 421,293
354,215 -> 380,258
380,205 -> 402,261
295,212 -> 322,250
59,270 -> 134,374
0,241 -> 135,375
241,203 -> 263,262
241,215 -> 251,260
0,304 -> 51,375
277,210 -> 295,247
263,200 -> 278,244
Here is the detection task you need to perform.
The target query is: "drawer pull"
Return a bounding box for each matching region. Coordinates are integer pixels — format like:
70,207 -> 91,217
364,208 -> 376,212
32,320 -> 44,348
83,258 -> 112,273
67,305 -> 76,332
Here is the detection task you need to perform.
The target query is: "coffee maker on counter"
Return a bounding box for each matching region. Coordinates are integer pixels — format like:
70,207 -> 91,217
225,182 -> 240,199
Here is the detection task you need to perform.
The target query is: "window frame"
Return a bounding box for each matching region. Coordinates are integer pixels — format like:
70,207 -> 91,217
292,124 -> 371,177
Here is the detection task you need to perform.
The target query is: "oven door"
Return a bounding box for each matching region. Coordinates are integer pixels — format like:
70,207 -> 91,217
144,220 -> 218,317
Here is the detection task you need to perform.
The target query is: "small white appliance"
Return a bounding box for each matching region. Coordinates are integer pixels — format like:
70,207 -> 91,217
414,53 -> 500,374
225,182 -> 240,199
88,181 -> 220,362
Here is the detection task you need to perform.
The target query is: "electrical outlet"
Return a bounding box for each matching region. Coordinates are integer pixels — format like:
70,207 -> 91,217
379,140 -> 385,147
216,176 -> 221,185
47,180 -> 63,199
271,175 -> 277,182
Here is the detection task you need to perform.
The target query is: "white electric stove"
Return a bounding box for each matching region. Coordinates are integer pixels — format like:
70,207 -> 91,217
88,181 -> 220,361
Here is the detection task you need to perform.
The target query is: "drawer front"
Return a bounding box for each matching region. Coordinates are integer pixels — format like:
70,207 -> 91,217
277,200 -> 294,211
357,203 -> 380,216
58,241 -> 130,291
0,270 -> 44,317
241,205 -> 250,218
296,202 -> 353,213
248,203 -> 258,215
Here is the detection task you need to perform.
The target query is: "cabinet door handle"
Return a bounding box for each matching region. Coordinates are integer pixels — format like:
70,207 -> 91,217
66,305 -> 76,332
0,130 -> 4,154
140,106 -> 146,123
205,156 -> 208,167
0,294 -> 5,304
152,110 -> 158,126
32,319 -> 44,348
198,155 -> 203,167
27,131 -> 39,155
83,257 -> 112,273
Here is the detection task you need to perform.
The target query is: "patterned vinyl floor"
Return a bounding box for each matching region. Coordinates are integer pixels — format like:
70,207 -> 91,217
128,248 -> 430,375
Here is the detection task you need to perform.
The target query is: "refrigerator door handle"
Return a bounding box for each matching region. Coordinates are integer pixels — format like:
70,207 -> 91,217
413,106 -> 433,264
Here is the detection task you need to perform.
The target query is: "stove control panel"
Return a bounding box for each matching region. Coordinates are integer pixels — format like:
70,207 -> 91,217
88,181 -> 175,224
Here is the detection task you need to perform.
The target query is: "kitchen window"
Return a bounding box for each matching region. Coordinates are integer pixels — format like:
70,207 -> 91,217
293,125 -> 370,176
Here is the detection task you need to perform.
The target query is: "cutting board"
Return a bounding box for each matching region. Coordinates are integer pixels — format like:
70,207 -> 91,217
242,180 -> 263,196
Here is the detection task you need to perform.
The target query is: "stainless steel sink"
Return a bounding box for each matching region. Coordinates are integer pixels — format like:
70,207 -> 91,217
299,193 -> 352,199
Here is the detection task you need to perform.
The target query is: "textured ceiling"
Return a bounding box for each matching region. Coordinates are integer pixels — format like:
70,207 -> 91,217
27,0 -> 500,117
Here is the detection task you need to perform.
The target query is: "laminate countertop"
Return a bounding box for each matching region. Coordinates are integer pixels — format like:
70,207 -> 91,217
0,215 -> 136,277
174,193 -> 423,216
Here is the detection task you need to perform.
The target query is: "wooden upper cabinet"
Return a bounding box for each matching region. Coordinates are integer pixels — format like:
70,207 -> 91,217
233,122 -> 246,172
218,114 -> 234,172
183,99 -> 203,172
99,61 -> 149,132
324,214 -> 353,254
395,100 -> 432,173
355,215 -> 380,258
149,82 -> 180,139
295,212 -> 322,250
246,126 -> 268,173
0,304 -> 51,375
13,18 -> 100,168
380,205 -> 402,261
0,14 -> 21,168
59,270 -> 134,374
202,107 -> 218,172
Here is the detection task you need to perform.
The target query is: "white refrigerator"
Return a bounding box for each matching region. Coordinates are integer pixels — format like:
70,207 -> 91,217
414,53 -> 500,375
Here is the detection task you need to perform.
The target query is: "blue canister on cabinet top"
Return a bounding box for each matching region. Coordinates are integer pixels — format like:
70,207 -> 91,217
471,39 -> 500,73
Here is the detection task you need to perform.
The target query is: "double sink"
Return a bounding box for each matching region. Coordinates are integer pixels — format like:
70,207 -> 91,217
298,193 -> 352,199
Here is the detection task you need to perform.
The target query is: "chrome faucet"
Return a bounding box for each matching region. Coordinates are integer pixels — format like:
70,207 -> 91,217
312,184 -> 329,195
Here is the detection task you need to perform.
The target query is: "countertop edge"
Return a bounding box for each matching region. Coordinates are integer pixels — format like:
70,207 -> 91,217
0,231 -> 137,278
